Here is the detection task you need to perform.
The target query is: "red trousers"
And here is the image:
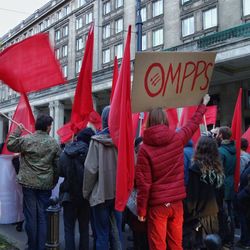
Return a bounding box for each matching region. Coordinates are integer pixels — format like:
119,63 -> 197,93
147,201 -> 183,250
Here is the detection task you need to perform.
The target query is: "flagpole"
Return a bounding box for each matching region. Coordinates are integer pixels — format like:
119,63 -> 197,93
203,115 -> 208,135
136,0 -> 144,137
0,111 -> 32,134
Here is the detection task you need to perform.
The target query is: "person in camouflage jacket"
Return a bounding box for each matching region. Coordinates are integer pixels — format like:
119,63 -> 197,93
7,114 -> 60,250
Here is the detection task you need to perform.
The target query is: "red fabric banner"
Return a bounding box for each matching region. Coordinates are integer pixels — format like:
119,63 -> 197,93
2,94 -> 35,154
242,127 -> 250,153
109,26 -> 134,211
231,88 -> 242,192
204,105 -> 217,125
166,108 -> 178,131
57,26 -> 101,143
110,56 -> 118,103
0,34 -> 64,93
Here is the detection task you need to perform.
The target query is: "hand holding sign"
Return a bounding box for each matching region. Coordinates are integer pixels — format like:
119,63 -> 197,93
202,94 -> 210,106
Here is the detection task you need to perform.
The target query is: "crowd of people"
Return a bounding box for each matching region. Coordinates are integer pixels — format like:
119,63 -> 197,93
3,93 -> 250,250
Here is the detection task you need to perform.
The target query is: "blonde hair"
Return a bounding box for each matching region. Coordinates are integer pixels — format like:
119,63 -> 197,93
146,108 -> 169,129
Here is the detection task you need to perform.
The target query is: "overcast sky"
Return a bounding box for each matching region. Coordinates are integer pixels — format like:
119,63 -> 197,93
0,0 -> 50,37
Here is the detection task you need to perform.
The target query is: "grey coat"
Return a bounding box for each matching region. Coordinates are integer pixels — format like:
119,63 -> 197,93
82,133 -> 118,207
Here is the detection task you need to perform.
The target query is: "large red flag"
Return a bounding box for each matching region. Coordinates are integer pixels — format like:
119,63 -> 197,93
1,94 -> 35,154
0,34 -> 64,93
231,88 -> 242,192
166,108 -> 178,131
57,25 -> 101,143
204,105 -> 217,125
179,106 -> 201,144
109,26 -> 134,211
242,127 -> 250,153
110,56 -> 118,103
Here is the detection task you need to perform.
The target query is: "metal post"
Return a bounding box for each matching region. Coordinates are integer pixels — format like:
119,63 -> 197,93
46,197 -> 61,250
136,0 -> 143,52
136,0 -> 144,137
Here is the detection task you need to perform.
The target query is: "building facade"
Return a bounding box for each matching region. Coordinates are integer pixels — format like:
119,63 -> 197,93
0,0 -> 250,142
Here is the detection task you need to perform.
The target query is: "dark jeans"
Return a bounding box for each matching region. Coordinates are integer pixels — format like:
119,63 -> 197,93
63,199 -> 90,250
91,199 -> 123,250
239,203 -> 250,246
22,187 -> 51,250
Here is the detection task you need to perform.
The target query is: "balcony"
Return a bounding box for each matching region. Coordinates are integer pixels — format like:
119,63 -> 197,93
165,22 -> 250,52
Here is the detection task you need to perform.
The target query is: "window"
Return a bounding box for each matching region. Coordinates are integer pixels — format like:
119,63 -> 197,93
44,18 -> 50,28
77,0 -> 85,8
76,37 -> 84,51
203,8 -> 217,29
115,18 -> 123,33
76,59 -> 82,74
62,45 -> 68,57
64,5 -> 70,15
182,0 -> 191,4
243,0 -> 250,16
55,48 -> 60,59
142,34 -> 147,51
103,24 -> 111,39
55,30 -> 61,41
57,10 -> 62,20
39,22 -> 44,32
103,48 -> 111,63
141,7 -> 147,22
62,65 -> 68,78
115,0 -> 123,9
182,16 -> 194,37
153,28 -> 163,47
76,17 -> 83,29
153,0 -> 163,17
29,29 -> 34,35
86,12 -> 93,24
62,25 -> 69,37
103,1 -> 111,15
115,43 -> 123,59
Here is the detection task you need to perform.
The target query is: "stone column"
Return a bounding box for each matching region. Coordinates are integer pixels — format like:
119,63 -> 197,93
54,100 -> 64,141
49,102 -> 55,138
0,116 -> 4,143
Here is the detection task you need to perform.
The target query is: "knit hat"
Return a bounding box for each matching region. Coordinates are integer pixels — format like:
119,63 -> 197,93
101,105 -> 110,129
76,128 -> 95,145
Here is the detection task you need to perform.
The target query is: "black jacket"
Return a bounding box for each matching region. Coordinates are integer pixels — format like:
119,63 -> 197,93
58,141 -> 89,203
184,163 -> 221,222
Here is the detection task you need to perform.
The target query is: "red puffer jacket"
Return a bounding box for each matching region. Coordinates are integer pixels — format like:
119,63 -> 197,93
136,104 -> 206,217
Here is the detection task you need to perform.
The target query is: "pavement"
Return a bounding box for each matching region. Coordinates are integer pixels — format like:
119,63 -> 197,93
0,213 -> 246,250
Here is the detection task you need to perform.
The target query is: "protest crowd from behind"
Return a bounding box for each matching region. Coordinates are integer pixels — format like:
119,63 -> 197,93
3,93 -> 250,250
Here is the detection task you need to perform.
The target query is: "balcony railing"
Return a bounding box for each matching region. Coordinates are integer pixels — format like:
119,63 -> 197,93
165,22 -> 250,51
198,22 -> 250,48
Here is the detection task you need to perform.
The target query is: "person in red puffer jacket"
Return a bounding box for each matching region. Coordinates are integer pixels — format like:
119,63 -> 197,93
135,94 -> 210,250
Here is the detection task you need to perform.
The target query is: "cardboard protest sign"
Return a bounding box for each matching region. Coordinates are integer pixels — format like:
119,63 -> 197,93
132,52 -> 216,113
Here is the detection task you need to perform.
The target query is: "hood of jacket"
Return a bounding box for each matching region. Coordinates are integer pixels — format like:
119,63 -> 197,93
143,124 -> 175,146
64,141 -> 89,157
221,140 -> 236,155
91,133 -> 115,147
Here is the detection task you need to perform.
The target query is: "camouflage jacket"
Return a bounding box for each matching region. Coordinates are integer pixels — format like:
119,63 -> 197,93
7,127 -> 61,190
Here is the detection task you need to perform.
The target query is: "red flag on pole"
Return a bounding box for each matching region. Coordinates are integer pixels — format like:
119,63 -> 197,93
231,88 -> 242,192
110,56 -> 118,103
1,94 -> 35,154
0,34 -> 64,93
242,127 -> 250,153
109,26 -> 134,211
57,25 -> 101,143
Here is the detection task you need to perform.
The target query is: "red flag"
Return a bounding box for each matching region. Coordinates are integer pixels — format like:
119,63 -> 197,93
231,88 -> 242,192
242,127 -> 250,153
179,106 -> 200,144
0,34 -> 64,93
2,94 -> 35,154
204,105 -> 217,125
166,108 -> 178,131
110,56 -> 118,103
57,25 -> 101,143
109,26 -> 134,211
